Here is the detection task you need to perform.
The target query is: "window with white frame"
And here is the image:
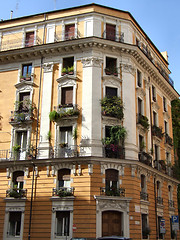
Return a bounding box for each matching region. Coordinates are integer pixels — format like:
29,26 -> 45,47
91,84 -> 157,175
164,120 -> 168,134
152,85 -> 156,102
153,111 -> 158,126
8,211 -> 22,237
163,96 -> 167,112
141,214 -> 149,239
141,174 -> 146,193
105,57 -> 117,76
56,211 -> 70,237
105,86 -> 117,97
25,31 -> 34,47
138,97 -> 143,115
137,69 -> 142,87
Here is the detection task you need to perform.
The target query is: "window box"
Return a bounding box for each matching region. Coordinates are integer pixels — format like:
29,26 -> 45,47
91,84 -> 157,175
100,187 -> 125,197
52,187 -> 74,197
152,125 -> 164,139
6,188 -> 27,198
165,133 -> 173,146
137,114 -> 149,130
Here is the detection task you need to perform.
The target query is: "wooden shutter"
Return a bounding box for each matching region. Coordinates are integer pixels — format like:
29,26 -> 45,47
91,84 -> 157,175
61,87 -> 73,105
25,32 -> 34,47
106,23 -> 116,41
65,24 -> 75,40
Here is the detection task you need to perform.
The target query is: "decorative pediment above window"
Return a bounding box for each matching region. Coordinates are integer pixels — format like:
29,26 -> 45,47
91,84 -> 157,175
152,101 -> 160,112
15,81 -> 35,91
136,86 -> 146,98
56,75 -> 77,86
102,76 -> 122,86
163,111 -> 170,120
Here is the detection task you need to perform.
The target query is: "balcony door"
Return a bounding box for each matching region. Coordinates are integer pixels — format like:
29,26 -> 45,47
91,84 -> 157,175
16,131 -> 27,160
102,211 -> 122,236
65,24 -> 75,40
19,92 -> 30,112
25,32 -> 34,47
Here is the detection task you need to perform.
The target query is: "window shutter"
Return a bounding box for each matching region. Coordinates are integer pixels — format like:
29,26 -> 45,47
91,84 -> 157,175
61,87 -> 73,105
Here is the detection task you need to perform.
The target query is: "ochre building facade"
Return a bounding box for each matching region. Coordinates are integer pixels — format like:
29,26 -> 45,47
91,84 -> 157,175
0,3 -> 179,240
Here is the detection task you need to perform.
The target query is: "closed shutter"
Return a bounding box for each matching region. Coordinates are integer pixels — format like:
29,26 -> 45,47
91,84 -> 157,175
25,32 -> 34,47
65,24 -> 75,40
106,24 -> 116,41
61,87 -> 73,105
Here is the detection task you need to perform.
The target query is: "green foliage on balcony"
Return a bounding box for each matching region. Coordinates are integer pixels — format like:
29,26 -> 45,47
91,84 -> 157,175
57,189 -> 73,197
100,96 -> 124,119
152,125 -> 164,139
49,108 -> 79,122
138,114 -> 149,130
102,125 -> 127,146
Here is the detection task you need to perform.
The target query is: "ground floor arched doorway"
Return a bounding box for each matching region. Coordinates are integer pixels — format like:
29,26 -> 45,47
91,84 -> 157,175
102,210 -> 123,236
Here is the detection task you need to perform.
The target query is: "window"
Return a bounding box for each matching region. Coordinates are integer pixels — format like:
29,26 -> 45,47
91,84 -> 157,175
141,175 -> 146,193
164,120 -> 168,134
60,127 -> 72,146
25,32 -> 34,47
106,87 -> 117,97
166,152 -> 170,163
58,169 -> 71,189
62,57 -> 74,75
105,169 -> 119,191
106,23 -> 116,41
65,24 -> 75,40
21,64 -> 32,80
152,85 -> 156,101
168,185 -> 172,201
105,57 -> 117,75
156,181 -> 161,198
153,111 -> 157,126
12,171 -> 24,189
137,70 -> 142,87
61,87 -> 73,105
139,135 -> 144,151
138,98 -> 143,115
141,214 -> 149,239
56,211 -> 70,236
18,92 -> 30,112
14,131 -> 27,160
136,38 -> 140,47
8,211 -> 22,237
163,96 -> 167,112
154,144 -> 159,161
158,216 -> 163,239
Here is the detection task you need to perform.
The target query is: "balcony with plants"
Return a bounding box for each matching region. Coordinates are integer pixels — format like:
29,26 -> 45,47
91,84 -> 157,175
52,187 -> 74,198
152,125 -> 164,139
9,100 -> 35,125
164,133 -> 173,146
61,66 -> 74,76
138,151 -> 152,167
154,159 -> 166,173
6,187 -> 27,199
102,125 -> 126,159
49,104 -> 80,122
100,96 -> 124,120
137,113 -> 149,131
100,187 -> 125,197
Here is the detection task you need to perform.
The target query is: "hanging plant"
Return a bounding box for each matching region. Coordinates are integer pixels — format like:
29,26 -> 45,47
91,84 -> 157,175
49,110 -> 60,122
73,127 -> 78,140
13,144 -> 21,152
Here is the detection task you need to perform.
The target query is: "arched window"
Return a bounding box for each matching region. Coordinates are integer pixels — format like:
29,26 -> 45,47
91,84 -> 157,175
12,171 -> 24,189
58,168 -> 71,188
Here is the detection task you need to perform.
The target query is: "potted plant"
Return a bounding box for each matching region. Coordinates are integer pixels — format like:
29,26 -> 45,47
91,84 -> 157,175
68,66 -> 74,75
61,67 -> 68,76
105,68 -> 111,75
20,75 -> 25,81
25,73 -> 31,81
13,144 -> 21,152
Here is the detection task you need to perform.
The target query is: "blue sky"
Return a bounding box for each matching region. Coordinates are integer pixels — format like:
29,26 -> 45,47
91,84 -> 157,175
1,0 -> 180,94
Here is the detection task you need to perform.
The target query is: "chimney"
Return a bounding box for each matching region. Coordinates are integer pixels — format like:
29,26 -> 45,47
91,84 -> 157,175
10,10 -> 13,19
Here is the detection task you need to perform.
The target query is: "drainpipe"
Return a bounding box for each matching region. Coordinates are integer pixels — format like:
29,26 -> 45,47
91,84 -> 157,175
28,13 -> 46,240
154,177 -> 158,239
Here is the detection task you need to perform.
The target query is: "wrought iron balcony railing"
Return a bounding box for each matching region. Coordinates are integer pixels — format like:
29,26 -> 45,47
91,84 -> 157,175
54,30 -> 81,42
152,125 -> 164,139
6,188 -> 27,198
154,160 -> 166,173
140,191 -> 149,201
9,110 -> 34,123
164,133 -> 173,146
0,149 -> 10,160
102,30 -> 124,42
103,145 -> 125,159
156,196 -> 163,205
54,144 -> 79,158
138,151 -> 152,166
137,113 -> 149,130
52,187 -> 74,197
100,187 -> 125,197
168,200 -> 174,208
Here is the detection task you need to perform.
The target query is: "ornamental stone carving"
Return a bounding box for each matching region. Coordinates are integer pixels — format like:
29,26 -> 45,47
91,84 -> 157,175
98,199 -> 128,211
121,63 -> 135,75
43,62 -> 54,72
81,57 -> 103,68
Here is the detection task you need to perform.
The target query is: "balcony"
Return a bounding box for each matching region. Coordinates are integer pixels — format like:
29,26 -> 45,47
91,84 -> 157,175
49,104 -> 80,122
103,145 -> 125,159
104,67 -> 118,76
100,96 -> 124,120
102,30 -> 124,42
100,187 -> 125,197
54,144 -> 79,158
140,191 -> 149,201
168,200 -> 174,208
0,149 -> 10,160
152,125 -> 164,139
154,160 -> 166,173
156,196 -> 163,205
54,30 -> 81,42
9,110 -> 34,125
164,133 -> 173,146
138,151 -> 152,166
137,114 -> 149,130
52,187 -> 74,197
6,188 -> 27,198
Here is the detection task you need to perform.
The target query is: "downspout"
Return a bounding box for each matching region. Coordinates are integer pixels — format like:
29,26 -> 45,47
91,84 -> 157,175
28,13 -> 46,240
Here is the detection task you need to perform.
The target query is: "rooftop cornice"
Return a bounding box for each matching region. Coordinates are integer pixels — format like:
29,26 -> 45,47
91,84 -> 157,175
0,37 -> 178,99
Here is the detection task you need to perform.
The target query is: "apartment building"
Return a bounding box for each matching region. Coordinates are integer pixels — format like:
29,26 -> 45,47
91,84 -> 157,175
0,3 -> 179,240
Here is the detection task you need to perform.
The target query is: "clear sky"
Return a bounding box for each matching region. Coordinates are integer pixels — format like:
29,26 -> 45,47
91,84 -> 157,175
1,0 -> 180,94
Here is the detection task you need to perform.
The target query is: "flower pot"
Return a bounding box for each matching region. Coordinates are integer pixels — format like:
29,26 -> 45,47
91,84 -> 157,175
61,72 -> 66,76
